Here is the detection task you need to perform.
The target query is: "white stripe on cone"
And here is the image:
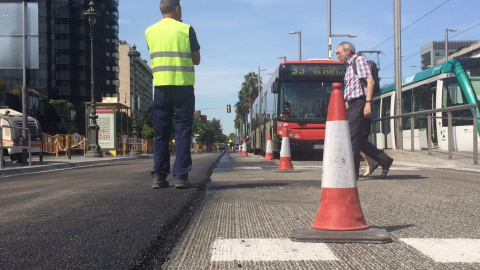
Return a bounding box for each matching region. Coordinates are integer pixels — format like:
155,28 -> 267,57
278,125 -> 294,170
321,121 -> 357,188
241,139 -> 248,157
265,134 -> 274,161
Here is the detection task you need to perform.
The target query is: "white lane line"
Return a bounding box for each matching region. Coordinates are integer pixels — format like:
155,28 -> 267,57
389,167 -> 419,171
294,166 -> 322,169
233,167 -> 263,170
211,238 -> 338,262
401,238 -> 480,263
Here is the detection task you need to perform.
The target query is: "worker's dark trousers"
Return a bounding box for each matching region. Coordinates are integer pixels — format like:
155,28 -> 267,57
151,86 -> 195,180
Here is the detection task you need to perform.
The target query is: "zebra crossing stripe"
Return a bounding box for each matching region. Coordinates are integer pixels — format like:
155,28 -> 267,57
401,238 -> 480,263
211,238 -> 338,261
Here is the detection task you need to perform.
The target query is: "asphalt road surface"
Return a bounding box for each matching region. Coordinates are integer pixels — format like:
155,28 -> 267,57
0,153 -> 221,269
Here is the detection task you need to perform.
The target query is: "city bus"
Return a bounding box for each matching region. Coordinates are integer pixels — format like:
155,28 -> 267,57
250,60 -> 345,159
371,58 -> 480,152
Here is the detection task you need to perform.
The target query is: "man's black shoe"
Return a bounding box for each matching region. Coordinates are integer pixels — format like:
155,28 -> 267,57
152,173 -> 169,189
380,159 -> 393,178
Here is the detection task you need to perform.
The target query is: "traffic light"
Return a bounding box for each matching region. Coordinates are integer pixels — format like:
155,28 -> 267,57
227,104 -> 231,113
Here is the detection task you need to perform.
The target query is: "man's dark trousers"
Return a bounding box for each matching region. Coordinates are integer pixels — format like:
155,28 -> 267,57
152,86 -> 195,180
347,98 -> 393,179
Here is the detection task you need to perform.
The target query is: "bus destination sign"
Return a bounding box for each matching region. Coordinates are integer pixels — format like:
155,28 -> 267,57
280,63 -> 346,78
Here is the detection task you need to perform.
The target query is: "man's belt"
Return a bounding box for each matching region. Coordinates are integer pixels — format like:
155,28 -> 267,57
347,96 -> 366,105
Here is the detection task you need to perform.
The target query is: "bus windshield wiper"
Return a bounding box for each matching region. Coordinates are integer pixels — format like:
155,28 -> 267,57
298,108 -> 311,125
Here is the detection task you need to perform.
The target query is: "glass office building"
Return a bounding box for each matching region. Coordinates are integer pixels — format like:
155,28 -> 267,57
0,0 -> 119,132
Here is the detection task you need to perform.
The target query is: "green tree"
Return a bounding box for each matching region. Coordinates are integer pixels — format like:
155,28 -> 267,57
235,71 -> 262,138
142,123 -> 155,139
192,117 -> 226,146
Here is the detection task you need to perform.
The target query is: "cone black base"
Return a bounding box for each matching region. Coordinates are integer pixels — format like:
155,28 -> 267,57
290,225 -> 392,244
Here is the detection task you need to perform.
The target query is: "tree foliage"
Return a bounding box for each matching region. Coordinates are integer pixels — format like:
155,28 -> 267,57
192,117 -> 226,145
234,71 -> 262,138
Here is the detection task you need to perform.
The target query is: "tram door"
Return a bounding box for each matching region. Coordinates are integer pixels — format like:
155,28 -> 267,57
429,84 -> 437,144
415,83 -> 437,149
438,78 -> 475,152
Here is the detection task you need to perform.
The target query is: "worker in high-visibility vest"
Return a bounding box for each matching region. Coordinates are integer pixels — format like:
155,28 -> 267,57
146,0 -> 201,190
228,138 -> 233,151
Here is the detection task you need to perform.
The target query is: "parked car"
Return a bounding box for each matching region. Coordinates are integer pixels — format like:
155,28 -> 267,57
218,143 -> 226,150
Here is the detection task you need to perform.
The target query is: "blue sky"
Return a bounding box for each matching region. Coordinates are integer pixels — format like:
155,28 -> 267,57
118,0 -> 479,136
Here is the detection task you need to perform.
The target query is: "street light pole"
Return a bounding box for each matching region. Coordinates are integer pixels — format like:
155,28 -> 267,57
328,0 -> 331,59
445,28 -> 457,62
277,56 -> 286,62
289,31 -> 301,60
327,0 -> 356,59
128,44 -> 141,156
258,67 -> 266,152
258,67 -> 266,123
83,1 -> 102,157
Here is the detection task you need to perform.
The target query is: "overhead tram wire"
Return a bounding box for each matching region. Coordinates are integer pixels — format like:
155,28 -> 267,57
381,21 -> 480,73
448,22 -> 480,39
369,0 -> 450,51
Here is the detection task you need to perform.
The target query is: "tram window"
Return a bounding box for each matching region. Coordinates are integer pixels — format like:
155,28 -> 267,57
372,99 -> 381,132
442,78 -> 471,126
413,84 -> 429,129
465,68 -> 480,105
402,90 -> 412,130
429,85 -> 436,110
381,97 -> 391,134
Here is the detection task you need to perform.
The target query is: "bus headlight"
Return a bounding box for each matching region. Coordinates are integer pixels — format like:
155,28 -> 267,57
279,129 -> 284,135
288,130 -> 293,136
294,132 -> 299,138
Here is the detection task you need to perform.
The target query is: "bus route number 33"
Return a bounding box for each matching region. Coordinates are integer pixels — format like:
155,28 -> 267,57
291,65 -> 305,75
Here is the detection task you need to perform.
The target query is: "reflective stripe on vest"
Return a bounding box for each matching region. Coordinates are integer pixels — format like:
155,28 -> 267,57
145,18 -> 195,86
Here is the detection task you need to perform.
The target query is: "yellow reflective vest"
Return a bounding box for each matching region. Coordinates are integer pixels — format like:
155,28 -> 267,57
145,18 -> 195,86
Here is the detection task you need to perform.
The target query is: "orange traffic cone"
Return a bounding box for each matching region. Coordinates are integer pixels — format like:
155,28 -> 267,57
290,82 -> 391,243
278,124 -> 294,170
264,133 -> 274,161
241,139 -> 248,157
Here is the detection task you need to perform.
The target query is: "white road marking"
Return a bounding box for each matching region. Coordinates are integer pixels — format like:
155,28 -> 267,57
294,166 -> 322,169
401,238 -> 480,263
233,167 -> 263,170
211,238 -> 338,262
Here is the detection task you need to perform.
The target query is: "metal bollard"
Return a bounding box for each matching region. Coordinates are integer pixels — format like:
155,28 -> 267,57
68,134 -> 72,159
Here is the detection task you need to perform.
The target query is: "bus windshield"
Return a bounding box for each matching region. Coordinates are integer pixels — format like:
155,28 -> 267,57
279,82 -> 333,122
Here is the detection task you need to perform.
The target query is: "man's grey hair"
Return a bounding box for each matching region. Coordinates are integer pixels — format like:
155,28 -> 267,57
160,0 -> 180,14
338,41 -> 356,54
